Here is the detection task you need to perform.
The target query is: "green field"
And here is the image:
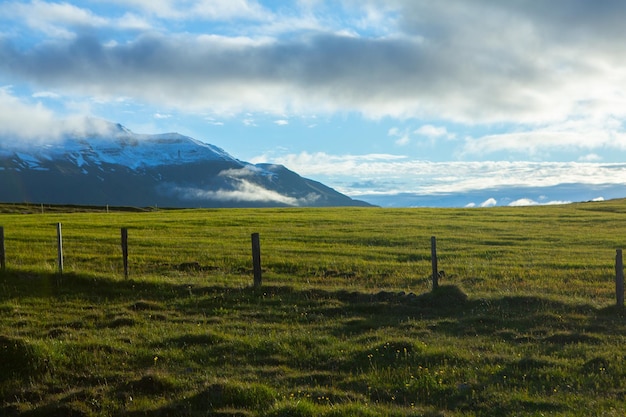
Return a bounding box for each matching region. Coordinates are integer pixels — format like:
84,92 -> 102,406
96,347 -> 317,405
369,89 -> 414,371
1,201 -> 626,416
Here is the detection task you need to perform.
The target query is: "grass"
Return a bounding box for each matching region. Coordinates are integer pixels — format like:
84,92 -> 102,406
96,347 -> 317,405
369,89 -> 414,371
1,200 -> 626,416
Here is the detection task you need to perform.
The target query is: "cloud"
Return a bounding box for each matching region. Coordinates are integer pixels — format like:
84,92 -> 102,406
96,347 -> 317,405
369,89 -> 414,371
0,0 -> 151,38
0,0 -> 108,38
0,86 -> 117,144
253,151 -> 408,177
2,0 -> 626,128
579,153 -> 602,162
507,198 -> 540,207
0,86 -> 62,141
256,151 -> 626,196
480,198 -> 497,208
274,119 -> 289,126
103,0 -> 269,21
508,198 -> 571,207
388,124 -> 455,147
219,166 -> 265,178
0,0 -> 265,37
414,124 -> 453,139
171,179 -> 318,206
388,127 -> 412,146
32,91 -> 60,98
204,117 -> 224,126
461,118 -> 626,157
116,12 -> 153,30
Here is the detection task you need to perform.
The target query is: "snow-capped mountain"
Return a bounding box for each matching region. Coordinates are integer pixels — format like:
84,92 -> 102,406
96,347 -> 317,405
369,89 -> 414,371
0,122 -> 371,208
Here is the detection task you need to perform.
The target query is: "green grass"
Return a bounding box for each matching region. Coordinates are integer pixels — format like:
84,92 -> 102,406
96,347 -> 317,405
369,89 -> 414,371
1,200 -> 626,416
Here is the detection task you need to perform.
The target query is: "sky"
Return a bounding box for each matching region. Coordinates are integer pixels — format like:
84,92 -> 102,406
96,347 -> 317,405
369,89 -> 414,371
1,0 -> 626,207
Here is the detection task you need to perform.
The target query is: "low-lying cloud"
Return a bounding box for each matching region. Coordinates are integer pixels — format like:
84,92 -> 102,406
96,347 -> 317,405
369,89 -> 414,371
171,179 -> 318,206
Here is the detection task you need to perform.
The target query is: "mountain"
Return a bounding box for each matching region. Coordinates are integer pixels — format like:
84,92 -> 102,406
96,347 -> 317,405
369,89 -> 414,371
0,123 -> 372,208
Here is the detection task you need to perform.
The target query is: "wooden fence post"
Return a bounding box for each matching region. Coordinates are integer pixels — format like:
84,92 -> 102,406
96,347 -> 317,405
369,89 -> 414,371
0,226 -> 5,271
616,249 -> 624,307
121,228 -> 129,279
251,233 -> 262,288
431,236 -> 439,291
56,222 -> 63,274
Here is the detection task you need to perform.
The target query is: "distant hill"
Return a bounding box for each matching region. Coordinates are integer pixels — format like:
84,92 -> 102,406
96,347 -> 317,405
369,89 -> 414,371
0,122 -> 372,208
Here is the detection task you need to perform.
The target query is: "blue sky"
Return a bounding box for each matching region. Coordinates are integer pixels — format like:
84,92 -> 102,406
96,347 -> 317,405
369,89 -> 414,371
1,0 -> 626,207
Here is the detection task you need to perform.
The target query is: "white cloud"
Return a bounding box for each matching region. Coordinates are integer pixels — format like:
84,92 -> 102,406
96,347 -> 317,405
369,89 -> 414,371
116,12 -> 153,30
256,151 -> 626,196
508,198 -> 537,207
0,86 -> 62,141
0,87 -> 121,144
388,127 -> 411,146
154,113 -> 171,119
32,91 -> 60,99
0,0 -> 108,38
172,179 -> 318,206
460,115 -> 626,158
480,198 -> 497,208
414,124 -> 452,139
219,166 -> 263,178
103,0 -> 269,21
579,153 -> 602,162
395,136 -> 410,146
253,151 -> 408,177
274,119 -> 289,126
508,198 -> 571,207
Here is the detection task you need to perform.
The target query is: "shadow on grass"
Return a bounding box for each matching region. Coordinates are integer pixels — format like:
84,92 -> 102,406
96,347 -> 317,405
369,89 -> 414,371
3,268 -> 624,357
1,269 -> 623,339
4,268 -> 625,416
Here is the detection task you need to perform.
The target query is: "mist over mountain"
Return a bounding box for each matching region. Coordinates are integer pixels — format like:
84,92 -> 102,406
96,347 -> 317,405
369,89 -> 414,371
0,122 -> 371,208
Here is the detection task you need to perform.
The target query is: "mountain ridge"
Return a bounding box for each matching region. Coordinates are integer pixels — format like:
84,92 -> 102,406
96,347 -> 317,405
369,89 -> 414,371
0,122 -> 372,208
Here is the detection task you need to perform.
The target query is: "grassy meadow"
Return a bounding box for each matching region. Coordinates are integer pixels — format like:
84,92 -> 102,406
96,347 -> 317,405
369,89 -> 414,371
1,200 -> 626,416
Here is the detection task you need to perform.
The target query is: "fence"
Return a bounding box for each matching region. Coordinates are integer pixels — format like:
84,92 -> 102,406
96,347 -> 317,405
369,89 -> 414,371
0,224 -> 624,306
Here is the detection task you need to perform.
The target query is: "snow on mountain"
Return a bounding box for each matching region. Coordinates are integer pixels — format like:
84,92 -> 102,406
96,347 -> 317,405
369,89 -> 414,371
0,122 -> 238,172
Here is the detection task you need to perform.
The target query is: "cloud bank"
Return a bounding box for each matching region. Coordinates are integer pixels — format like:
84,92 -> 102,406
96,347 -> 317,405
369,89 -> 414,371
259,151 -> 626,196
2,0 -> 626,126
